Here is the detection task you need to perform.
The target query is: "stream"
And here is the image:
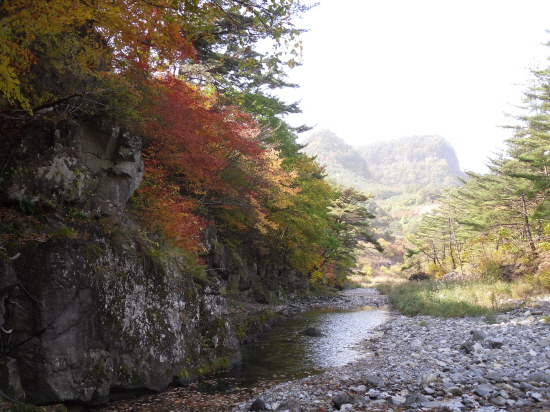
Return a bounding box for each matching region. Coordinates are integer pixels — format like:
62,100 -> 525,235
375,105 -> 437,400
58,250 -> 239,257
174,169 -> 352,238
197,305 -> 388,394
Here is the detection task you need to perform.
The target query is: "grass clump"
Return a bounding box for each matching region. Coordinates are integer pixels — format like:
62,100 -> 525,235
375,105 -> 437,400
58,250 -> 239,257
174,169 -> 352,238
376,276 -> 547,318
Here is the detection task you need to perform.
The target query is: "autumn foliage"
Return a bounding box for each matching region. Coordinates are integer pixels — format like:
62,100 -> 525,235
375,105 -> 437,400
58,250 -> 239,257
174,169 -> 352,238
1,0 -> 379,286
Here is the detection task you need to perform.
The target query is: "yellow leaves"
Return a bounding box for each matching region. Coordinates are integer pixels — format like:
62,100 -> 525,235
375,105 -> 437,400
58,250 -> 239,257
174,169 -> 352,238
0,43 -> 32,112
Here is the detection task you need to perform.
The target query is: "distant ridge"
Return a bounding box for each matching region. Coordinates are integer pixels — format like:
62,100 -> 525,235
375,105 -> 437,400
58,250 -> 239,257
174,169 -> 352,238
302,130 -> 373,181
356,135 -> 465,188
302,130 -> 465,190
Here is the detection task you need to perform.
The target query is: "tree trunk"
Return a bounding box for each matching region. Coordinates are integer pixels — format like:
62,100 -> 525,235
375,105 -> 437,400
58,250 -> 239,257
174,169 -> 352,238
521,193 -> 538,256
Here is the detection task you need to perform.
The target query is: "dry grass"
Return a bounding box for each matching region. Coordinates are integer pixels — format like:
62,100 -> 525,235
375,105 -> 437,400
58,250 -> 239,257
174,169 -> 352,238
376,275 -> 550,318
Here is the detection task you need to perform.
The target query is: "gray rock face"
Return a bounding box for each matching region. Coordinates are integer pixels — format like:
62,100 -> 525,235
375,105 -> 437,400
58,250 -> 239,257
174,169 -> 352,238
4,116 -> 144,218
1,229 -> 241,405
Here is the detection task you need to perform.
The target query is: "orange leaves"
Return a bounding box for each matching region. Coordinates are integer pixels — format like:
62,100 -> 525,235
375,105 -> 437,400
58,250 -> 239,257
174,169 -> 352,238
135,162 -> 206,251
135,74 -> 292,247
1,0 -> 198,110
141,75 -> 262,195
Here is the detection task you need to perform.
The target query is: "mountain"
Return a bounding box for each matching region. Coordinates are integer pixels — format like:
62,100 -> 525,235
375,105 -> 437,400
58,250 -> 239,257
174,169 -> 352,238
301,131 -> 467,237
302,131 -> 465,191
301,130 -> 373,182
356,135 -> 465,188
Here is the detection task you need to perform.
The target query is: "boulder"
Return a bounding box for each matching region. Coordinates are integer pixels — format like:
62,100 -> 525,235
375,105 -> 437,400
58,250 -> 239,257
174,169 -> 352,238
250,398 -> 266,411
275,399 -> 301,412
1,233 -> 241,405
301,327 -> 323,337
4,116 -> 144,218
332,394 -> 368,409
471,329 -> 488,341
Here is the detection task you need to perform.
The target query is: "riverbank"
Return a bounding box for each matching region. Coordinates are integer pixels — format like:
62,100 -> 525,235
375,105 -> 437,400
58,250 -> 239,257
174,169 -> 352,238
232,293 -> 550,412
87,289 -> 387,412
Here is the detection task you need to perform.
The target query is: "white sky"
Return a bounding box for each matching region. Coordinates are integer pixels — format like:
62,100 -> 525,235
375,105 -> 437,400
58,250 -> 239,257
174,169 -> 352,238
277,0 -> 550,173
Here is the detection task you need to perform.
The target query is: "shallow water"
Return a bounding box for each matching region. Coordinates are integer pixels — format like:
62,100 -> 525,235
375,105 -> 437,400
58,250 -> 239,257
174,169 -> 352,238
199,306 -> 388,392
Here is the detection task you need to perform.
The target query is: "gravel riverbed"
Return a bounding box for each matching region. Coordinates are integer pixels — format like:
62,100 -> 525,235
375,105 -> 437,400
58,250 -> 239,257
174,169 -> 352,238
233,289 -> 550,412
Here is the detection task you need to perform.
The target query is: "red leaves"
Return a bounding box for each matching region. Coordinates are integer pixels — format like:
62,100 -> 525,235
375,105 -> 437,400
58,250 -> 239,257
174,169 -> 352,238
135,75 -> 274,249
142,76 -> 262,195
135,161 -> 206,251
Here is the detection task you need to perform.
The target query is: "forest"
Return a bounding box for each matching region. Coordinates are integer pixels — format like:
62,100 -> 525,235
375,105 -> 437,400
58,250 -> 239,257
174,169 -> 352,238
4,1 -> 550,294
0,0 -> 381,291
400,65 -> 550,282
304,90 -> 550,288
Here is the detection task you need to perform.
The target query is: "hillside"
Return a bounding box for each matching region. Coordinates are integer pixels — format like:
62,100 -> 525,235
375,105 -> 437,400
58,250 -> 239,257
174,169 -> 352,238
302,130 -> 465,192
301,130 -> 373,184
356,135 -> 465,188
301,130 -> 466,244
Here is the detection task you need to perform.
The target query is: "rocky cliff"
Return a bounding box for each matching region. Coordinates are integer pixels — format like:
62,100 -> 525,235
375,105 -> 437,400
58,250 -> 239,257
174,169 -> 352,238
0,116 -> 248,405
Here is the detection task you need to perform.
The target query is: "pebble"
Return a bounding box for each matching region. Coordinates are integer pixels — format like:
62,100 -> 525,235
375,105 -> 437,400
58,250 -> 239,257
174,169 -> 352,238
233,289 -> 550,411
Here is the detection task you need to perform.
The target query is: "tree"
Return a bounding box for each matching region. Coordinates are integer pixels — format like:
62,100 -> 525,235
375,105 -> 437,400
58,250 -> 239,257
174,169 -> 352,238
307,186 -> 381,286
0,0 -> 311,113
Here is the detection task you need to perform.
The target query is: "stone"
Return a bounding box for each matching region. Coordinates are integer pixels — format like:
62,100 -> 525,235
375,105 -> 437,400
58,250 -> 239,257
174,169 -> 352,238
447,386 -> 462,396
410,338 -> 422,347
491,396 -> 507,406
520,382 -> 536,390
486,337 -> 505,349
527,372 -> 549,382
388,395 -> 406,405
301,327 -> 322,337
420,401 -> 441,408
367,390 -> 380,399
250,398 -> 267,411
486,372 -> 502,381
473,342 -> 484,352
332,395 -> 367,409
423,387 -> 435,395
460,341 -> 475,354
474,385 -> 493,398
421,374 -> 438,384
275,399 -> 301,412
366,375 -> 384,387
404,391 -> 428,405
538,337 -> 550,347
471,330 -> 489,341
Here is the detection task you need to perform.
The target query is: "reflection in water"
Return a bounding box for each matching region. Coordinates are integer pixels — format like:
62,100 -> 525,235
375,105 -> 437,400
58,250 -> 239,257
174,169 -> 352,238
201,307 -> 387,393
